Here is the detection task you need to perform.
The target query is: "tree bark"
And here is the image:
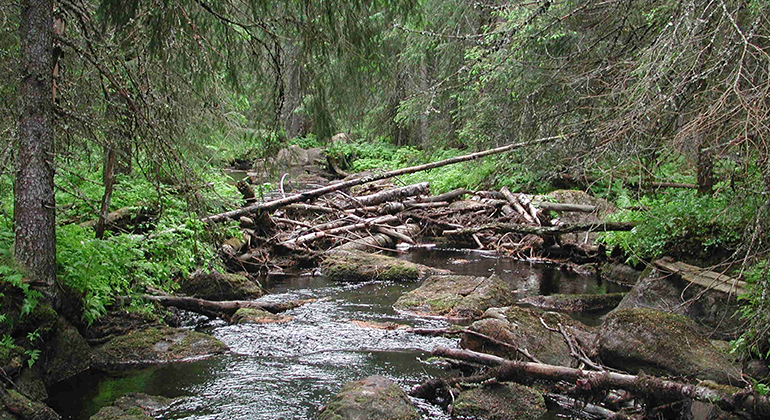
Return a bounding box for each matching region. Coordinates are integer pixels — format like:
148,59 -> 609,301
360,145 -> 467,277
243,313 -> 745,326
200,135 -> 564,223
432,347 -> 770,415
16,0 -> 56,302
344,182 -> 430,208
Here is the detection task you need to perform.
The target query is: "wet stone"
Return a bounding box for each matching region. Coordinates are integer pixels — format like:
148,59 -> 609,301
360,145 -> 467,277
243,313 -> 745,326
90,393 -> 173,420
519,293 -> 625,313
453,382 -> 546,420
322,250 -> 449,282
393,274 -> 515,320
90,327 -> 228,371
318,375 -> 418,420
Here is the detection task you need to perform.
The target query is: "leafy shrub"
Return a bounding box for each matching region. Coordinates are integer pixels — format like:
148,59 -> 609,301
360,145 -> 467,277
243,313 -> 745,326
599,190 -> 753,264
733,261 -> 770,360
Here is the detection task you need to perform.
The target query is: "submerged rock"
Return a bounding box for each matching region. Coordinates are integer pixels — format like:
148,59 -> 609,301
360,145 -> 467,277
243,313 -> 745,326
461,306 -> 593,367
453,382 -> 546,420
91,327 -> 228,371
90,393 -> 173,420
179,269 -> 265,301
597,308 -> 741,384
609,267 -> 743,340
519,293 -> 625,313
322,250 -> 449,282
318,375 -> 418,420
232,308 -> 293,324
393,274 -> 514,320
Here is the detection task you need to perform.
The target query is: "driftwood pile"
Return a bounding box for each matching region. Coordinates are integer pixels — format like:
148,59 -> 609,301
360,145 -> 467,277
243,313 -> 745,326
199,138 -> 636,274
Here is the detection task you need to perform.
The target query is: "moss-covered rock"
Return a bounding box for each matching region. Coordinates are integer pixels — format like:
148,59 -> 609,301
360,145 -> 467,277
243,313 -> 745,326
178,269 -> 264,301
597,308 -> 741,383
232,308 -> 293,324
89,393 -> 173,420
600,262 -> 643,286
609,267 -> 744,340
393,274 -> 514,320
90,327 -> 228,371
461,306 -> 591,366
322,250 -> 449,282
43,317 -> 91,386
453,383 -> 546,420
519,293 -> 625,313
0,389 -> 59,420
318,375 -> 418,420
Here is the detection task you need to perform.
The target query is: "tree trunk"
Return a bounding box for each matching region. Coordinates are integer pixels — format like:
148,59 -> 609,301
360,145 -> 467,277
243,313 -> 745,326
443,222 -> 637,237
16,0 -> 56,302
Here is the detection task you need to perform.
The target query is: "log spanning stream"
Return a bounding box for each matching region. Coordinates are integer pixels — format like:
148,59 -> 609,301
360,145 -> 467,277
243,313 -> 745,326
46,247 -> 627,420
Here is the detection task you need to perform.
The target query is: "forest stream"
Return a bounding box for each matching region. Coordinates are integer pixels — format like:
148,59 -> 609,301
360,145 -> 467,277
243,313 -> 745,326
46,247 -> 628,420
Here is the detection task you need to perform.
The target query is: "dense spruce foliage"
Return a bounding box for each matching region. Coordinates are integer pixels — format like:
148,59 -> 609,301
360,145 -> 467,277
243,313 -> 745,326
1,0 -> 768,367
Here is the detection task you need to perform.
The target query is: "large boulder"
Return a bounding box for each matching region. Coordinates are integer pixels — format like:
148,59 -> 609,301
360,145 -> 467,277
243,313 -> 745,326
609,267 -> 743,340
275,145 -> 325,175
178,269 -> 265,301
453,383 -> 547,420
318,375 -> 418,420
597,308 -> 741,384
43,317 -> 91,386
461,306 -> 592,367
393,274 -> 515,320
0,389 -> 59,420
90,393 -> 173,420
600,262 -> 643,286
91,327 -> 228,371
322,250 -> 449,282
519,293 -> 625,314
232,308 -> 293,324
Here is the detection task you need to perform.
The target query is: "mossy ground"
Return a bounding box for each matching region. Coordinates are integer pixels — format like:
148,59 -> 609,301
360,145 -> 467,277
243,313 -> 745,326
453,382 -> 546,420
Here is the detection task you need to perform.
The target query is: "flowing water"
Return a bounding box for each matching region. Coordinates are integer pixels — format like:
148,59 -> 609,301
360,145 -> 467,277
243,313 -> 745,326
47,247 -> 628,419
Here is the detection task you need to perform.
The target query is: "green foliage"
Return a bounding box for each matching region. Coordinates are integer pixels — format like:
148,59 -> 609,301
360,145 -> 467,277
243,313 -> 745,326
599,190 -> 753,265
733,261 -> 770,359
288,134 -> 324,149
56,215 -> 220,325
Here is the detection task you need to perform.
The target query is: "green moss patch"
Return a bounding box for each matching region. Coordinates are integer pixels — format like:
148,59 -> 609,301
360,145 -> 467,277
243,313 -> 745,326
232,308 -> 293,324
91,327 -> 228,371
179,269 -> 264,301
453,382 -> 546,420
597,308 -> 741,383
318,375 -> 418,420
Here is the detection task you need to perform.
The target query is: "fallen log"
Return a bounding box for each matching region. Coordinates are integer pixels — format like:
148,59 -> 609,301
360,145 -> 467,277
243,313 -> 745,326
343,182 -> 430,208
432,346 -> 770,416
329,224 -> 420,253
141,294 -> 315,319
200,135 -> 565,223
284,215 -> 399,247
501,187 -> 536,224
533,201 -> 596,213
653,259 -> 748,295
443,222 -> 637,237
408,188 -> 471,204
